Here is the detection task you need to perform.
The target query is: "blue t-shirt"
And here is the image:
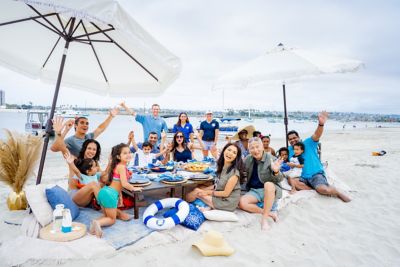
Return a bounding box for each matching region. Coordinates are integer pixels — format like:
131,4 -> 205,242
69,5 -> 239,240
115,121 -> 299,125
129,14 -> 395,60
174,148 -> 192,162
249,161 -> 264,189
289,137 -> 324,179
200,119 -> 219,141
65,132 -> 95,157
173,123 -> 194,142
135,114 -> 168,141
80,172 -> 101,185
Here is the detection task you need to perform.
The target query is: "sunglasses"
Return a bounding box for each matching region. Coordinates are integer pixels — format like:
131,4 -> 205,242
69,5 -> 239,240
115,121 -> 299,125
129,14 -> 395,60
176,135 -> 184,139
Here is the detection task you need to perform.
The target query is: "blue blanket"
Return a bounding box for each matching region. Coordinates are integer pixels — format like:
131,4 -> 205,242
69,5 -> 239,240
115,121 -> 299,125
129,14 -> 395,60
75,208 -> 153,250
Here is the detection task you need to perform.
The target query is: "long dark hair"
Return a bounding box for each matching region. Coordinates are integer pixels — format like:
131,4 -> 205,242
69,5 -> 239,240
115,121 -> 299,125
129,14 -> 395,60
77,139 -> 101,162
107,143 -> 129,185
216,143 -> 242,177
171,131 -> 189,161
175,112 -> 189,126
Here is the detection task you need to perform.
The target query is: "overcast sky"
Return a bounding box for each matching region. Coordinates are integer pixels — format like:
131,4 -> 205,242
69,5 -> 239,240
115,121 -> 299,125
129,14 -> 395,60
0,0 -> 399,114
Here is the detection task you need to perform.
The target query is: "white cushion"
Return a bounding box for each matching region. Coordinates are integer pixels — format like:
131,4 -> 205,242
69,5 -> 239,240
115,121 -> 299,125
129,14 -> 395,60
203,210 -> 239,222
25,184 -> 53,227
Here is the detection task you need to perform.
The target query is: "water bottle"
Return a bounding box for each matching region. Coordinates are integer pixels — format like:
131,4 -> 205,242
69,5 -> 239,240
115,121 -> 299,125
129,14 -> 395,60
52,204 -> 64,232
61,209 -> 72,233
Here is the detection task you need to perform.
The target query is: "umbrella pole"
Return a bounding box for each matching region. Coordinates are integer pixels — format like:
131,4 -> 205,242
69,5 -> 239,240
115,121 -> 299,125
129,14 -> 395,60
36,19 -> 75,185
282,83 -> 289,148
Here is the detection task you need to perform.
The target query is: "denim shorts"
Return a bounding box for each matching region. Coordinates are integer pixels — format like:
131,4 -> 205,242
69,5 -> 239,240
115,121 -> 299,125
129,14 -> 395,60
202,140 -> 215,151
300,173 -> 329,189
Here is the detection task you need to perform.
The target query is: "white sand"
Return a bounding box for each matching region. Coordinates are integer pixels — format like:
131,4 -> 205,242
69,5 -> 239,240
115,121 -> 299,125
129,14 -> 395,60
1,127 -> 400,266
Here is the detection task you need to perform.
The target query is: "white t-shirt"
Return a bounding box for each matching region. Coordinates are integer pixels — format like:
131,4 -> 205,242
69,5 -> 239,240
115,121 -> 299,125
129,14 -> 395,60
130,150 -> 157,168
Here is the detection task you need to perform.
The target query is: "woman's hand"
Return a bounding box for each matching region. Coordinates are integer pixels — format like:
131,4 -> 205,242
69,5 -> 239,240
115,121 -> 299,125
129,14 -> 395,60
128,130 -> 134,141
132,186 -> 142,192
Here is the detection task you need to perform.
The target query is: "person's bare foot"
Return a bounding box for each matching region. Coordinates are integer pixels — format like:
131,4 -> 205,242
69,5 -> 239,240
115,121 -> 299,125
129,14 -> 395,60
269,212 -> 279,223
117,210 -> 133,221
90,220 -> 103,238
338,192 -> 351,202
261,217 -> 271,231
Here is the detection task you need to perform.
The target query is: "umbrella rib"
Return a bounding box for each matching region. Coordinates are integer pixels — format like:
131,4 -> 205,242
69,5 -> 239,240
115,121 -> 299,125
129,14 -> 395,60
74,39 -> 113,43
71,20 -> 83,37
91,22 -> 159,82
72,26 -> 115,40
55,14 -> 66,36
33,18 -> 63,37
27,5 -> 63,36
42,36 -> 62,68
81,22 -> 108,83
0,12 -> 57,27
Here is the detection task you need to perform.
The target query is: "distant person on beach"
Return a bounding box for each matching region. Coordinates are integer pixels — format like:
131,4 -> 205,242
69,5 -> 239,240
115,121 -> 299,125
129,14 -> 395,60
239,137 -> 284,231
127,130 -> 165,162
253,131 -> 262,138
128,130 -> 167,167
199,110 -> 219,159
90,143 -> 142,238
50,107 -> 120,157
166,131 -> 205,162
284,142 -> 306,194
120,102 -> 168,142
231,125 -> 255,159
261,135 -> 276,157
173,112 -> 194,143
287,111 -> 351,202
186,143 -> 242,212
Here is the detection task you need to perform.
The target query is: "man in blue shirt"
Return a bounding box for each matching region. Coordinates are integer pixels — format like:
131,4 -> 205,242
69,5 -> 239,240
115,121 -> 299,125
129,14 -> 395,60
287,111 -> 351,202
121,102 -> 168,142
199,111 -> 219,158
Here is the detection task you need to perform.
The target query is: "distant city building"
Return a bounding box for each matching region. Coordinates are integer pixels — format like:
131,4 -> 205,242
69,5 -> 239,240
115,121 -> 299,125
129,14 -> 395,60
0,90 -> 4,106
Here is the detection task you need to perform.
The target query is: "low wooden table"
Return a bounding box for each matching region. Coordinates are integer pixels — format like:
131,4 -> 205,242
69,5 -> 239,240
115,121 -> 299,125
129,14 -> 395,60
123,179 -> 213,219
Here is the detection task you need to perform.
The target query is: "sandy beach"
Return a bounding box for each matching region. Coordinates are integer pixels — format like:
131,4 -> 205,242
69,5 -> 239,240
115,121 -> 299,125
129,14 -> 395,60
1,127 -> 399,266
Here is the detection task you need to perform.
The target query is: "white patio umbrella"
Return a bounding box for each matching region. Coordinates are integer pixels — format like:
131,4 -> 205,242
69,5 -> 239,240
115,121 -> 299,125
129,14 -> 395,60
214,43 -> 363,146
0,0 -> 182,184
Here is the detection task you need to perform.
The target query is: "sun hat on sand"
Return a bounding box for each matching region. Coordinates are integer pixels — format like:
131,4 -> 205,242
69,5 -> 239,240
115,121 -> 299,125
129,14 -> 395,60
232,125 -> 255,141
192,230 -> 235,256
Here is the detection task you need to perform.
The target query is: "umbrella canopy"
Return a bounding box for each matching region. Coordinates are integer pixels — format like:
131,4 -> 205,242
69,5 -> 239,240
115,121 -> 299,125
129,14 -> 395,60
0,0 -> 181,184
0,0 -> 181,96
214,43 -> 363,146
215,43 -> 362,90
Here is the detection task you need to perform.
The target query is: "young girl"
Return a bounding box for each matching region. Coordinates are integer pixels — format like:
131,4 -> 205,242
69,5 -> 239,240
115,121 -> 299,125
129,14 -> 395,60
90,143 -> 142,238
186,143 -> 242,212
64,150 -> 103,185
167,131 -> 204,163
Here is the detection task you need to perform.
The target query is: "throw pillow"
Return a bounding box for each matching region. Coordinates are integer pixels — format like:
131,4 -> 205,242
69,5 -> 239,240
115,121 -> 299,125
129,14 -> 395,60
203,210 -> 239,222
25,184 -> 53,227
180,204 -> 205,231
45,185 -> 80,220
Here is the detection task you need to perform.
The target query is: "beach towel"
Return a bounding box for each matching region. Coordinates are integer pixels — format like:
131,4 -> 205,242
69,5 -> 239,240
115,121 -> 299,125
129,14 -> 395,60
75,208 -> 153,250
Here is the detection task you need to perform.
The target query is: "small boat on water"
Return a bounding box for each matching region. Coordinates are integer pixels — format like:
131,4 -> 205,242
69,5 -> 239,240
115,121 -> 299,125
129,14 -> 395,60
55,109 -> 89,118
25,110 -> 54,136
219,118 -> 241,132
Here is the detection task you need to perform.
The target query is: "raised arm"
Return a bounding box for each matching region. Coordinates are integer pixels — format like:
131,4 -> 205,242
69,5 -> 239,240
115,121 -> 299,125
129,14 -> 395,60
120,101 -> 137,118
312,111 -> 329,142
189,130 -> 205,150
130,131 -> 139,152
63,150 -> 81,179
117,165 -> 142,192
93,107 -> 119,139
127,130 -> 134,145
50,117 -> 73,153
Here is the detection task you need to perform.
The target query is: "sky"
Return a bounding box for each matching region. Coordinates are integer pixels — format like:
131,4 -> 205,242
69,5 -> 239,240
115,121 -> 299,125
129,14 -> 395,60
0,0 -> 399,114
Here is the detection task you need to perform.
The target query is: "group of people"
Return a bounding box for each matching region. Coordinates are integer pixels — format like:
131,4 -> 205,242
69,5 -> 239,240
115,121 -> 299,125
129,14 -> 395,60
50,103 -> 351,237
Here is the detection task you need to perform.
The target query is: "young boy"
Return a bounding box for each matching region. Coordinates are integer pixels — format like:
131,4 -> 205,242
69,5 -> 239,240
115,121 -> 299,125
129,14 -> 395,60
285,142 -> 306,194
128,131 -> 166,168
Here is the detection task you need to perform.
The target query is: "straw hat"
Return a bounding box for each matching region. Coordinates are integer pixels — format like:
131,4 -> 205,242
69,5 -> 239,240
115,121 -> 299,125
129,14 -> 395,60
192,230 -> 235,256
232,125 -> 255,141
